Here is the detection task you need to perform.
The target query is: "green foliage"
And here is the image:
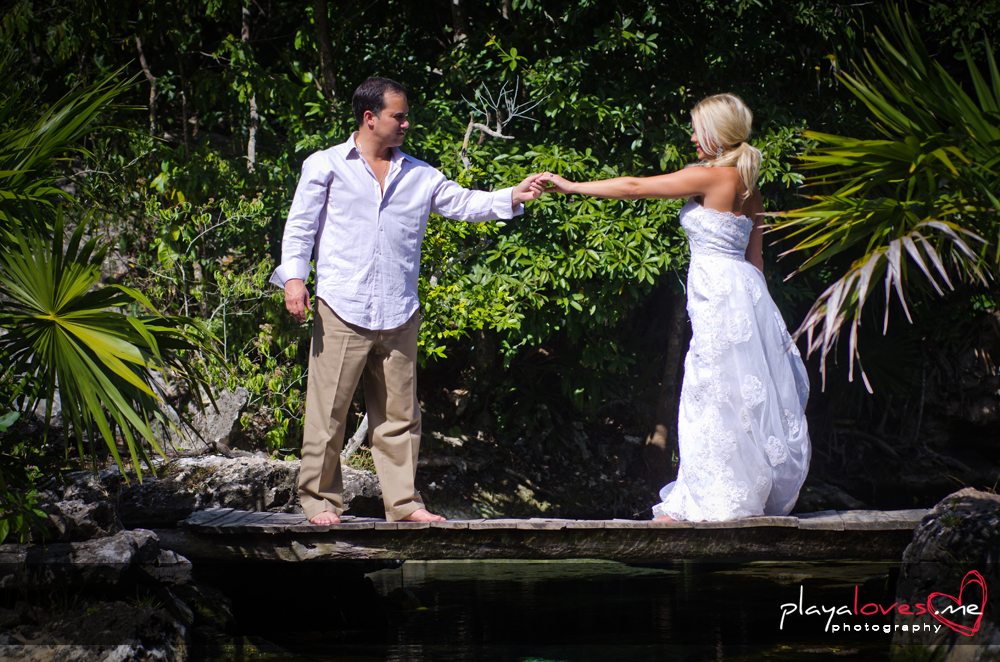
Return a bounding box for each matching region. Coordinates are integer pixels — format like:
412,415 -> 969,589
0,414 -> 48,546
0,44 -> 224,510
2,0 -> 950,453
774,6 -> 1000,390
0,216 -> 222,477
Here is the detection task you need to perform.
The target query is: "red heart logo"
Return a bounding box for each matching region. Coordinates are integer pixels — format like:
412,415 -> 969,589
926,570 -> 987,637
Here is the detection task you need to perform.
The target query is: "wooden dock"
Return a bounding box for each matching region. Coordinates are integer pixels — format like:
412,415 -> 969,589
151,508 -> 930,563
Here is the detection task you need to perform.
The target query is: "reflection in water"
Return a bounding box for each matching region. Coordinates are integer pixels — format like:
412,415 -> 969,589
242,560 -> 899,661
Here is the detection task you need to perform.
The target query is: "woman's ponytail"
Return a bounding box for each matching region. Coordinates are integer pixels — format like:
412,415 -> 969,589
686,94 -> 760,199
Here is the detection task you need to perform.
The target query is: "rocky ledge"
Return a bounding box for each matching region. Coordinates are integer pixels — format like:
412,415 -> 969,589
1,455 -> 383,662
892,488 -> 1000,660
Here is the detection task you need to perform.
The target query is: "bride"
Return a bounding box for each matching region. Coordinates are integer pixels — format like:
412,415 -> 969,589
540,93 -> 810,522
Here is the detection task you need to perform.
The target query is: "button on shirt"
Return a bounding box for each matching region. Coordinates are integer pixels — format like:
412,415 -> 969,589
270,134 -> 523,330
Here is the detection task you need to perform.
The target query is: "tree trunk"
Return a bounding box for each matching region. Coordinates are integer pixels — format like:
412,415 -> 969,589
449,0 -> 469,45
312,0 -> 337,101
242,6 -> 258,173
175,52 -> 191,160
644,291 -> 688,485
134,36 -> 156,136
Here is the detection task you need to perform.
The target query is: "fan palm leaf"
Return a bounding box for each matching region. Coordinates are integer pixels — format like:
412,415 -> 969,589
0,47 -> 221,479
774,5 -> 1000,390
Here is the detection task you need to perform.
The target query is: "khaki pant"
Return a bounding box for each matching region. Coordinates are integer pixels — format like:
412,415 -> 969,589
298,299 -> 424,522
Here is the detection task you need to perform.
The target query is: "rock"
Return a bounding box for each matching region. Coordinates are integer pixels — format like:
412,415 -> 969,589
164,386 -> 249,454
0,529 -> 191,589
341,463 -> 384,518
449,389 -> 470,416
891,488 -> 1000,659
37,456 -> 383,529
114,456 -> 382,527
0,602 -> 186,662
32,391 -> 62,429
35,499 -> 119,542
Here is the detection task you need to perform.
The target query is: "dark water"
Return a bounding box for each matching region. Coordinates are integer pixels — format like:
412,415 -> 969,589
207,559 -> 908,661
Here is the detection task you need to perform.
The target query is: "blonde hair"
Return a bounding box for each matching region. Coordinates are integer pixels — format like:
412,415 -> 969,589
688,93 -> 762,200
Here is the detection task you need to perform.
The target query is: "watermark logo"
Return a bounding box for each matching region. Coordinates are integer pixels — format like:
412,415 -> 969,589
927,570 -> 987,636
779,570 -> 987,637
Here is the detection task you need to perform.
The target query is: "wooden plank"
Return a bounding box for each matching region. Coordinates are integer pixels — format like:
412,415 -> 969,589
327,520 -> 376,531
883,509 -> 928,525
231,511 -> 280,533
190,509 -> 261,533
603,520 -> 651,529
395,521 -> 431,530
563,520 -> 606,530
287,522 -> 333,533
516,519 -> 567,531
260,513 -> 309,525
468,519 -> 520,530
154,525 -> 917,563
837,510 -> 910,530
375,521 -> 431,530
796,510 -> 845,531
646,520 -> 695,529
182,508 -> 235,529
429,520 -> 472,530
690,516 -> 799,529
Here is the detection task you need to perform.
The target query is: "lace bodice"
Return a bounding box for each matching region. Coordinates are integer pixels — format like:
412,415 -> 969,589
679,199 -> 753,260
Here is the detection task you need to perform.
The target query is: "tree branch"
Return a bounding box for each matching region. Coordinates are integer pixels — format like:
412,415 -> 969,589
134,36 -> 156,136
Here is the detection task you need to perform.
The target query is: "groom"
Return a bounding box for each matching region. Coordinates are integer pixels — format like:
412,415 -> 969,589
271,77 -> 545,524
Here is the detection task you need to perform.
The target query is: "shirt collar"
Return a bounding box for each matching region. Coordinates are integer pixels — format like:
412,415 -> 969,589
346,132 -> 411,165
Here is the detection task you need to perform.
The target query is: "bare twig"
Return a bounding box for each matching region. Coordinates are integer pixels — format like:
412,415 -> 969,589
458,79 -> 550,169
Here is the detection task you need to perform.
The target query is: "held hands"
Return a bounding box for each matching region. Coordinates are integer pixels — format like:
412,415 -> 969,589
284,278 -> 312,322
511,172 -> 550,207
537,172 -> 575,194
511,172 -> 577,207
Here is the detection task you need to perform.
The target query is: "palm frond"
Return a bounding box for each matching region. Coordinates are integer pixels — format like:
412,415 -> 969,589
774,5 -> 1000,391
0,216 -> 221,478
0,50 -> 135,236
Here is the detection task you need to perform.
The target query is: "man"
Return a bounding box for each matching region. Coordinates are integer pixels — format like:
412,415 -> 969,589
271,77 -> 545,525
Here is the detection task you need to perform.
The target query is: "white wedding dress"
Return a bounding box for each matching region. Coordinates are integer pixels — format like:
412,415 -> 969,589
652,199 -> 811,521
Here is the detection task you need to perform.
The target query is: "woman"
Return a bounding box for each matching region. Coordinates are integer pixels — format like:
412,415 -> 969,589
541,93 -> 810,521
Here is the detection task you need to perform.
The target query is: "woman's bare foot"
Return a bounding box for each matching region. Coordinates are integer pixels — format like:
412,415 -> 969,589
309,511 -> 340,525
400,508 -> 446,522
653,515 -> 676,522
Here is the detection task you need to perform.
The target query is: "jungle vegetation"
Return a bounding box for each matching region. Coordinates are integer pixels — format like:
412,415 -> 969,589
2,0 -> 999,539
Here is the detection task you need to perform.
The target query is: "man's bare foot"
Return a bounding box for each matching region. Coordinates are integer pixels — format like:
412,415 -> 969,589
653,515 -> 676,522
399,508 -> 446,522
309,511 -> 340,525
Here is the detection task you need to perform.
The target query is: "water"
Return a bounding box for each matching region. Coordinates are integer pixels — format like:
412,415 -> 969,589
216,559 -> 903,661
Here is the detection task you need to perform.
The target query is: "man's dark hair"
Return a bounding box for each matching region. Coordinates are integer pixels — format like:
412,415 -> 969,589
352,77 -> 407,127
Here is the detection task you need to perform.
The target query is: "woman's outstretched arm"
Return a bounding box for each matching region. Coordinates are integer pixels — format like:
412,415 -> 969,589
541,168 -> 714,200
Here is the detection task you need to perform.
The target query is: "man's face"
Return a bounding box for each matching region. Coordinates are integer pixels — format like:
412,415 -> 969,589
369,92 -> 409,147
